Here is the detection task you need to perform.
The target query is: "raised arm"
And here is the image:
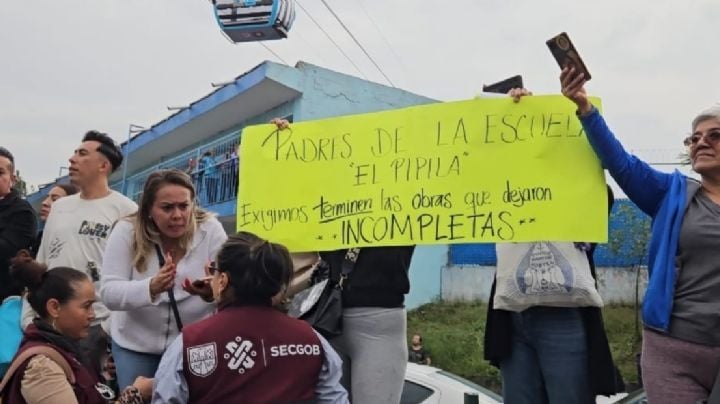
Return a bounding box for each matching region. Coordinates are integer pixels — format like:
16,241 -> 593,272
561,67 -> 673,216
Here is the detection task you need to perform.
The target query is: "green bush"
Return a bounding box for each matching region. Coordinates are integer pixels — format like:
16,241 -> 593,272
407,302 -> 641,393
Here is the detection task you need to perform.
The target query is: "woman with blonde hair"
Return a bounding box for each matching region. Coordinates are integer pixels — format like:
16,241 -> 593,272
100,169 -> 227,390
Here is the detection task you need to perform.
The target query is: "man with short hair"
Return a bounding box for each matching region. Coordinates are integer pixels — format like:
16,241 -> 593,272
408,333 -> 431,366
21,131 -> 137,373
0,147 -> 37,301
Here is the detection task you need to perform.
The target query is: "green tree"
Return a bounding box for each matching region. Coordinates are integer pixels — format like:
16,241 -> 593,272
607,201 -> 651,386
13,170 -> 27,197
608,202 -> 650,335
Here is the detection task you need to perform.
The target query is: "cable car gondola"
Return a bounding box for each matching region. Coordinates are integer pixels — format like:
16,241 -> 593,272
212,0 -> 295,43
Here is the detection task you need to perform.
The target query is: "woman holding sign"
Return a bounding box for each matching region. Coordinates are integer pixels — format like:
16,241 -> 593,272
484,181 -> 623,404
269,118 -> 415,404
560,67 -> 720,404
318,246 -> 415,404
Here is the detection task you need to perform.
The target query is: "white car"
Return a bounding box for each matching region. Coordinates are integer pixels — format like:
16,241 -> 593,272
402,363 -> 503,404
402,363 -> 634,404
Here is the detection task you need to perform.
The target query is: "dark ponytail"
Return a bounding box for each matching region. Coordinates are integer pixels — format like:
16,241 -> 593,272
10,258 -> 89,318
56,183 -> 79,196
216,232 -> 293,306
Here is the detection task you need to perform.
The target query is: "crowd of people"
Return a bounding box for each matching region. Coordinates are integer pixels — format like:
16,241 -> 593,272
0,64 -> 719,404
185,146 -> 239,206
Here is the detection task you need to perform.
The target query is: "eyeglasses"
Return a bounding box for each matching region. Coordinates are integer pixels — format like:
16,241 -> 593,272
684,129 -> 720,147
208,261 -> 219,275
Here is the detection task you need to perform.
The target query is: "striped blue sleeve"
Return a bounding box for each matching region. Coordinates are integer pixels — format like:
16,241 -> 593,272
314,330 -> 350,404
152,335 -> 189,404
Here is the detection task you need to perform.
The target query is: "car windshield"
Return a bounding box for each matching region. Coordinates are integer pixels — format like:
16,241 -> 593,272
435,370 -> 503,402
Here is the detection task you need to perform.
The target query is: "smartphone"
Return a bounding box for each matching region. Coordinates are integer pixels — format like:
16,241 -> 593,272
482,75 -> 524,94
546,32 -> 592,81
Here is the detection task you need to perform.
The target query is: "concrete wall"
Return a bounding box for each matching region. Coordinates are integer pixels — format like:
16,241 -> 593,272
441,265 -> 649,305
595,266 -> 648,305
441,265 -> 496,303
406,245 -> 447,309
283,62 -> 437,121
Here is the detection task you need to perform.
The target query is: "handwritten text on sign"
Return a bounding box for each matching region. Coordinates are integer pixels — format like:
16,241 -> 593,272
237,96 -> 607,252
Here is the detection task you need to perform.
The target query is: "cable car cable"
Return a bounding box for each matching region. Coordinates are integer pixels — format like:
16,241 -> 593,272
258,42 -> 290,65
292,27 -> 331,66
295,0 -> 368,79
318,0 -> 396,87
354,0 -> 409,77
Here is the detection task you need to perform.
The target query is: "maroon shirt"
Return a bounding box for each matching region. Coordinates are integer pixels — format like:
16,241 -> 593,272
1,325 -> 106,404
183,305 -> 324,403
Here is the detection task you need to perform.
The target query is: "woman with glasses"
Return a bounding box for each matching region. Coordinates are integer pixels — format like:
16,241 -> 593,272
152,232 -> 348,403
100,170 -> 227,391
558,66 -> 720,404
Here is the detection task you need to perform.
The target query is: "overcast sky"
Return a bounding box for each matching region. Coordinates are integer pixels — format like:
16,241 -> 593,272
1,0 -> 716,189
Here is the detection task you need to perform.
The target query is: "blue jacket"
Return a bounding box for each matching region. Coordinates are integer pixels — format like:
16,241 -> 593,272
200,155 -> 218,178
580,108 -> 698,332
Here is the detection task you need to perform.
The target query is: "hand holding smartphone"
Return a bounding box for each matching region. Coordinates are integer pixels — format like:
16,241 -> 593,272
483,75 -> 524,94
546,32 -> 591,81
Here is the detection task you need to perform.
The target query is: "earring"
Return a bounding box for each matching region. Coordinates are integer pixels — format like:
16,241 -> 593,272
51,319 -> 58,331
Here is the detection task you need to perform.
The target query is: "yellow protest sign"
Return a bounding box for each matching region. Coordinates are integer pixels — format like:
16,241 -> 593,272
237,95 -> 607,252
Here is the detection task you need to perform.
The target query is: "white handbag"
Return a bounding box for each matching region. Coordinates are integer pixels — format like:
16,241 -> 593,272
493,242 -> 604,312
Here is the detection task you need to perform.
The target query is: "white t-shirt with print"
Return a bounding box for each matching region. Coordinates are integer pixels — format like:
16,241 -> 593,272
22,191 -> 137,331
